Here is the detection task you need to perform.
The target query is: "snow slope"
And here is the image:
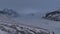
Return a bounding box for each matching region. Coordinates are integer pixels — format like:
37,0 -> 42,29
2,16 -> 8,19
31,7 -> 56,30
0,14 -> 53,34
0,9 -> 60,34
0,9 -> 54,34
17,17 -> 60,34
16,11 -> 60,34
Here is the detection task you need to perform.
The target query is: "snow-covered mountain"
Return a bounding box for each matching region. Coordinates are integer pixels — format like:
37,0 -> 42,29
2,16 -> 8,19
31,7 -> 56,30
2,8 -> 60,34
43,10 -> 60,21
0,8 -> 19,18
0,9 -> 54,34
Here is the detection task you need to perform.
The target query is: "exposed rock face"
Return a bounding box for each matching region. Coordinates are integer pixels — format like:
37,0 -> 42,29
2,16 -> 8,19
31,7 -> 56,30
43,11 -> 60,21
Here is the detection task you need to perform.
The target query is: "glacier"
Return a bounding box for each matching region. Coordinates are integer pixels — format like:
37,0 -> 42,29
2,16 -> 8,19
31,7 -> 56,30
0,9 -> 60,34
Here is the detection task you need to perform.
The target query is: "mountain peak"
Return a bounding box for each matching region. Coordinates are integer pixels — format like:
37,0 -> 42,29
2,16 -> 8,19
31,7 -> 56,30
0,8 -> 19,18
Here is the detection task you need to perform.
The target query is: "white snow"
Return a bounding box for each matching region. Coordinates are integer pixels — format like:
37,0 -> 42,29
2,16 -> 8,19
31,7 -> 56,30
16,17 -> 60,34
0,9 -> 60,34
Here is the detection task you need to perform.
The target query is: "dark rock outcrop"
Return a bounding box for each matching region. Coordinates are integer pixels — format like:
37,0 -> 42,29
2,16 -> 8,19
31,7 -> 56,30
45,11 -> 60,18
43,11 -> 60,21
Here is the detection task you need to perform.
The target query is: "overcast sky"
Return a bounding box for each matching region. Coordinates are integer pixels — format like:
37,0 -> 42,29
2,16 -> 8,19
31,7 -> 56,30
0,0 -> 60,13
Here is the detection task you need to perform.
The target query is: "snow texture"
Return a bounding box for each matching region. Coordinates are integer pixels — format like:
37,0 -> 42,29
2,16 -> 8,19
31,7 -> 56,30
0,9 -> 60,34
0,23 -> 53,34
